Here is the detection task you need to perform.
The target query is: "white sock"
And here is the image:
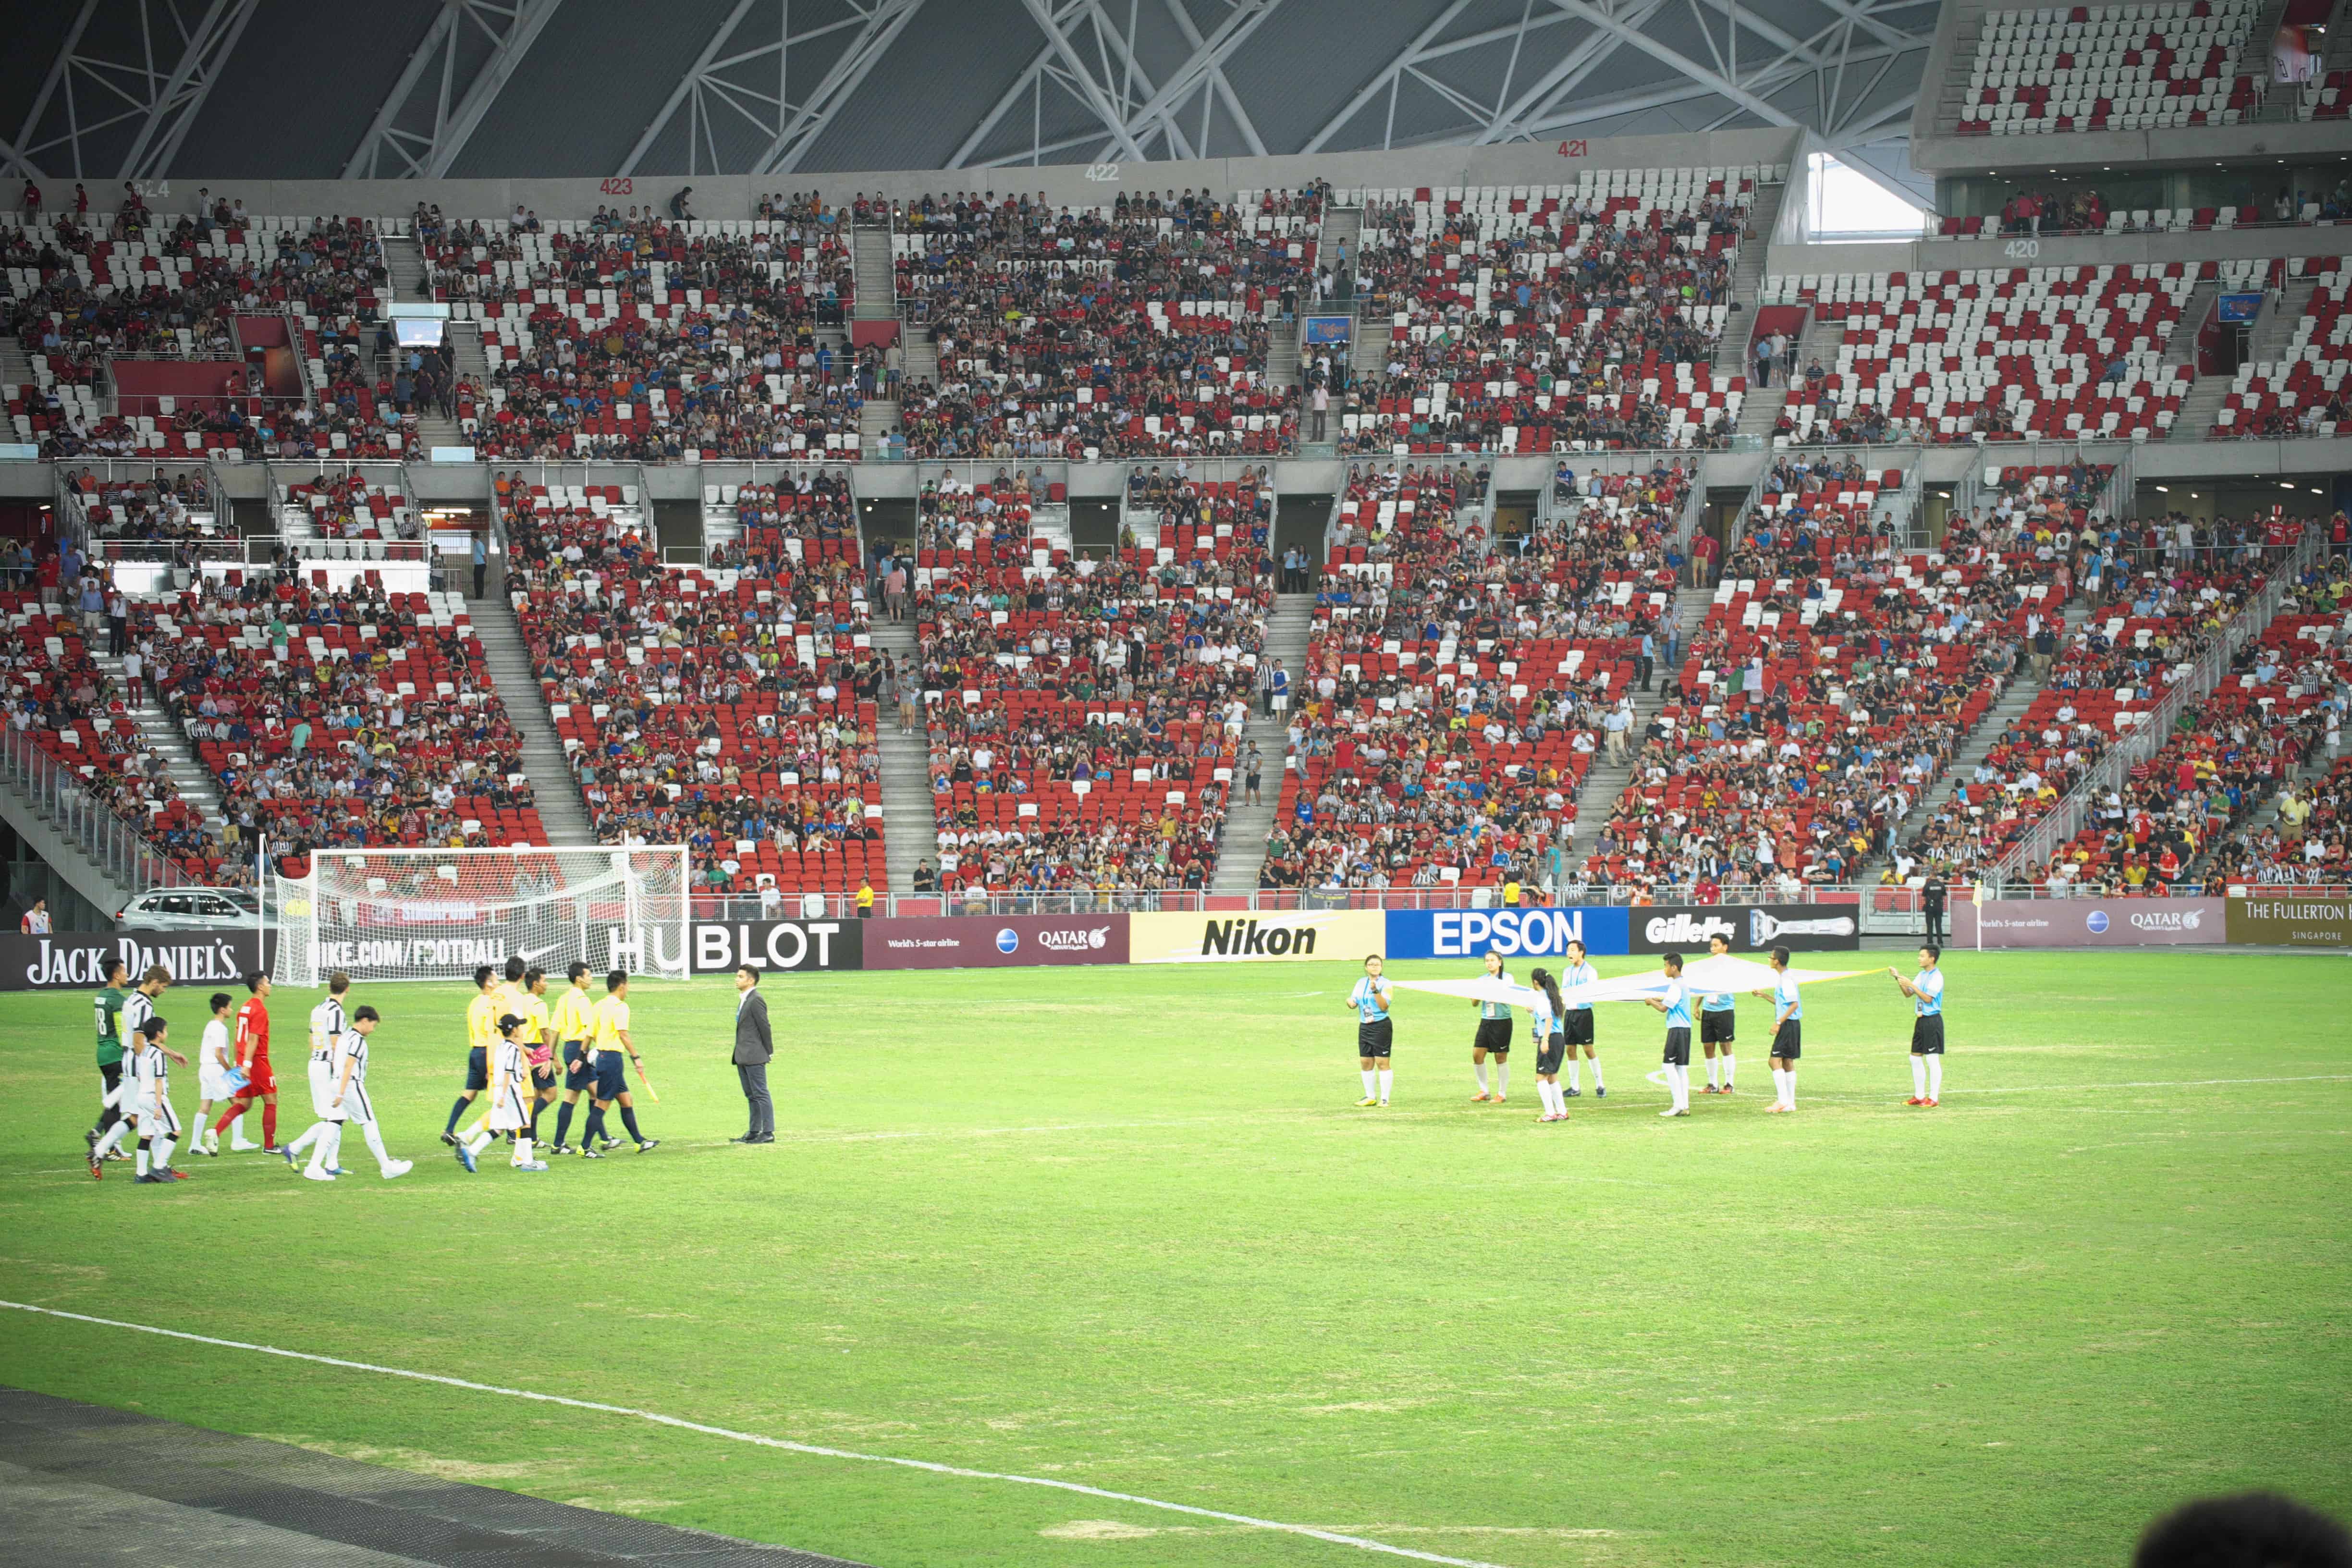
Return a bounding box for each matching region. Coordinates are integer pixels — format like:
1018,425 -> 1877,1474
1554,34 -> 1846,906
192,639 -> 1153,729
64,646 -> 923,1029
135,1143 -> 149,1176
230,1113 -> 249,1144
1360,1068 -> 1375,1099
1722,1053 -> 1735,1088
305,1125 -> 333,1173
1772,1066 -> 1788,1106
461,1115 -> 488,1141
95,1120 -> 131,1158
1566,1058 -> 1580,1090
1495,1063 -> 1509,1098
360,1119 -> 393,1171
290,1121 -> 321,1154
1928,1058 -> 1943,1100
1705,1055 -> 1720,1088
1377,1068 -> 1392,1103
1474,1062 -> 1488,1094
1911,1056 -> 1928,1098
154,1136 -> 175,1169
1783,1069 -> 1797,1108
1590,1059 -> 1605,1090
465,1128 -> 494,1156
1673,1064 -> 1690,1111
512,1136 -> 534,1166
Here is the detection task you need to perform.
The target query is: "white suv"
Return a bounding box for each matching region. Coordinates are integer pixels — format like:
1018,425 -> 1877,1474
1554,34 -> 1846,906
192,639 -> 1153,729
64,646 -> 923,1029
117,887 -> 259,931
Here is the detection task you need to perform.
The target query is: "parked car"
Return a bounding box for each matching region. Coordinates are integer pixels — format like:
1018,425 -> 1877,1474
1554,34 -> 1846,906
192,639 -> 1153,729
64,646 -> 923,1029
117,887 -> 260,931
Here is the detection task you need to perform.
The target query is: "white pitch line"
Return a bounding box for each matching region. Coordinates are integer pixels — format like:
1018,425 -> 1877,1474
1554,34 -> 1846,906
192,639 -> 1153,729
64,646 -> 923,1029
0,1302 -> 1515,1568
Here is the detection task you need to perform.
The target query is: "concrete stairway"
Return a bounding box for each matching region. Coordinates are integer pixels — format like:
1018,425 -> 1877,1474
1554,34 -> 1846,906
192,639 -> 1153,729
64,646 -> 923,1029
2176,274 -> 2319,440
115,668 -> 228,835
1211,594 -> 1316,894
851,225 -> 894,320
1564,595 -> 1713,845
470,583 -> 595,845
866,615 -> 931,892
385,236 -> 428,302
1714,178 -> 1790,384
0,333 -> 34,389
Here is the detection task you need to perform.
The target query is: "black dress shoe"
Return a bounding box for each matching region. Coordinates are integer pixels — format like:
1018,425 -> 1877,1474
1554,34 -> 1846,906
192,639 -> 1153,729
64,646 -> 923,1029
746,1133 -> 775,1144
729,1135 -> 754,1144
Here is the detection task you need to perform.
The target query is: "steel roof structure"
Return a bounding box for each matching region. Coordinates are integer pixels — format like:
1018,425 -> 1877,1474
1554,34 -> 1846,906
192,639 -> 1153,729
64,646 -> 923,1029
0,0 -> 1937,196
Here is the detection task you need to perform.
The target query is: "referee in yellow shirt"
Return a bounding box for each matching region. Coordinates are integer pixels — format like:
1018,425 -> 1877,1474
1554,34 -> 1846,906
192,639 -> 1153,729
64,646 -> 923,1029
578,970 -> 657,1159
443,965 -> 503,1145
457,957 -> 550,1151
548,962 -> 599,1155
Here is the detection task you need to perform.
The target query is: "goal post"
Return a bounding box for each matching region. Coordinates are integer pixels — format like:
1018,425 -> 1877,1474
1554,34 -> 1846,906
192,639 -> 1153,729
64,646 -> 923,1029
272,845 -> 690,988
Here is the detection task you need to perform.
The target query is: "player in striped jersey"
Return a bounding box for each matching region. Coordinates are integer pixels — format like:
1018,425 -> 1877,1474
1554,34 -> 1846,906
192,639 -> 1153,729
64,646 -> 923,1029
126,1013 -> 187,1183
326,1004 -> 411,1179
459,1014 -> 546,1172
283,973 -> 355,1181
90,966 -> 181,1176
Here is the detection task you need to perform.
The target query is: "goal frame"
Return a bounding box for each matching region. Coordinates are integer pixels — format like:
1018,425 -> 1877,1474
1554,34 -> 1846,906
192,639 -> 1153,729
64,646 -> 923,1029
271,844 -> 691,987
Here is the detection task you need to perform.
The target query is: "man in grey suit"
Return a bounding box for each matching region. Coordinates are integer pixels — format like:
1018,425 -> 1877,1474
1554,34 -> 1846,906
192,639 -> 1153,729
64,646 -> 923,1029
729,965 -> 774,1144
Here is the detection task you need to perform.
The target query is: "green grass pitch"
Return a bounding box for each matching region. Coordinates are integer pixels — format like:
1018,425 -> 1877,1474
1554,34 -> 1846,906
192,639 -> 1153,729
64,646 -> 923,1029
0,950 -> 2347,1568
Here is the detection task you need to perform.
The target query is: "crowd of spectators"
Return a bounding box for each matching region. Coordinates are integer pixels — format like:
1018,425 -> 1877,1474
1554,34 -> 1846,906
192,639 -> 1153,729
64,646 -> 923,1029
421,204 -> 869,462
495,471 -> 890,896
1273,461 -> 1687,897
1337,180 -> 1749,456
136,568 -> 540,874
891,187 -> 1319,460
911,463 -> 1277,896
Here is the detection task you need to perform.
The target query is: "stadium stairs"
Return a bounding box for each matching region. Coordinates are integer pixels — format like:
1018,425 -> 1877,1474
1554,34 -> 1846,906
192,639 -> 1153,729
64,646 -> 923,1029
1558,592 -> 1715,871
1864,593 -> 2095,881
380,235 -> 464,451
866,614 -> 931,893
2176,271 -> 2322,438
1210,593 -> 1315,894
113,651 -> 231,837
474,564 -> 595,845
1712,176 -> 1789,384
0,333 -> 33,391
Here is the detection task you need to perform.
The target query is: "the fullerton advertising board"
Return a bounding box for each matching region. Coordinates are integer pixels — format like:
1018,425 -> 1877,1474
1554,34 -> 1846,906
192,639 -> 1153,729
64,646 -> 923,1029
2225,896 -> 2352,949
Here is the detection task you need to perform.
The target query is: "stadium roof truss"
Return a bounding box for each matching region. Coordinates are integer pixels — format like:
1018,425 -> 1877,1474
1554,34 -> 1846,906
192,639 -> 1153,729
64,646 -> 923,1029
3,0 -> 264,182
0,0 -> 1940,187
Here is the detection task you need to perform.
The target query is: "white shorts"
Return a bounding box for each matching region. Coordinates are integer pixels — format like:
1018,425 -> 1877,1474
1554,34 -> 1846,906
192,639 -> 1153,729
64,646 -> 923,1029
308,1059 -> 343,1122
199,1065 -> 235,1102
135,1094 -> 182,1138
341,1080 -> 375,1126
486,1082 -> 529,1133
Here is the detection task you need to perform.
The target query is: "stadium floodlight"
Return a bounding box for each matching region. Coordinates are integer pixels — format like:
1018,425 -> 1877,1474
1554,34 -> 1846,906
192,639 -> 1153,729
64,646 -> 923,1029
272,845 -> 689,987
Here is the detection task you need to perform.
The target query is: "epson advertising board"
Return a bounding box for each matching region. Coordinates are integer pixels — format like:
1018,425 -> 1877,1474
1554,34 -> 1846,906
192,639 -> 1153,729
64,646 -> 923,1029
1383,906 -> 1632,959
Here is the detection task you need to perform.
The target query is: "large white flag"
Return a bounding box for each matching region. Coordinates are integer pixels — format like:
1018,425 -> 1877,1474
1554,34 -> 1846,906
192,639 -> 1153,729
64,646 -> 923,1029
1391,954 -> 1874,1011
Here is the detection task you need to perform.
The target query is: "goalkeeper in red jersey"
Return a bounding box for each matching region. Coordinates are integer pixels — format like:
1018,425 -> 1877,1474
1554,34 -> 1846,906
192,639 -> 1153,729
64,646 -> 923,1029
210,971 -> 283,1153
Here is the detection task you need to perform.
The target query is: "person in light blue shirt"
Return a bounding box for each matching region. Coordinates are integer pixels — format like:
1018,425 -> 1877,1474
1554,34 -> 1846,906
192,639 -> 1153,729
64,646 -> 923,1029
1699,931 -> 1739,1096
1470,950 -> 1514,1103
1347,955 -> 1395,1108
1528,968 -> 1569,1121
1558,939 -> 1603,1099
1890,944 -> 1947,1106
1752,944 -> 1804,1112
1643,952 -> 1693,1116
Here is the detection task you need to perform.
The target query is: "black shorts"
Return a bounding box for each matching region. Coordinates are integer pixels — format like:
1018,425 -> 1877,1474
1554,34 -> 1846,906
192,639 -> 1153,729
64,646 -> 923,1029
562,1041 -> 593,1092
1771,1019 -> 1802,1060
1473,1017 -> 1513,1055
531,1062 -> 557,1090
1563,1011 -> 1594,1048
1911,1016 -> 1946,1056
1357,1018 -> 1393,1059
1535,1034 -> 1566,1075
1700,1010 -> 1735,1045
464,1045 -> 489,1092
1662,1027 -> 1691,1067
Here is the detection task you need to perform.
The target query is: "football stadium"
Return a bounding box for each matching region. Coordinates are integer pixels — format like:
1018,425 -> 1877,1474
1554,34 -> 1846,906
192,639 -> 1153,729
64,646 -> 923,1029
0,2 -> 2349,1564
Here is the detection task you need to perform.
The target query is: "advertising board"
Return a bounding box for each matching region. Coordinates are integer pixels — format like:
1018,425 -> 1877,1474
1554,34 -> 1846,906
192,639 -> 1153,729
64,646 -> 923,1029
1128,909 -> 1385,964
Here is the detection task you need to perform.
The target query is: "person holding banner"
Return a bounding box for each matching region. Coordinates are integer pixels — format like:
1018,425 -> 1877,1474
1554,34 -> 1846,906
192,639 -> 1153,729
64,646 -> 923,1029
1644,953 -> 1693,1117
1469,950 -> 1513,1103
1560,938 -> 1604,1099
1890,946 -> 1947,1107
1528,968 -> 1569,1123
1755,945 -> 1803,1113
1348,955 -> 1395,1108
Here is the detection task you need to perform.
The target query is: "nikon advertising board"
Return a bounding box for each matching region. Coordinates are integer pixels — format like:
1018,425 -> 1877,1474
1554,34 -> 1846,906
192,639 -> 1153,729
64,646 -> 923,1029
1625,904 -> 1862,955
2226,895 -> 2352,949
1128,909 -> 1386,964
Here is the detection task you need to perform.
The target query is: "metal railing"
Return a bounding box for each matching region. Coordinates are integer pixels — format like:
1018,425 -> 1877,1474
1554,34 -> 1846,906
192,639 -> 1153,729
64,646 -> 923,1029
0,726 -> 192,900
1989,529 -> 2328,880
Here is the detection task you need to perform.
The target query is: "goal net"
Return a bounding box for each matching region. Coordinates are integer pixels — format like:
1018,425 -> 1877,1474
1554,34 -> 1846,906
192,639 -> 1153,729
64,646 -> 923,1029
272,845 -> 690,988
